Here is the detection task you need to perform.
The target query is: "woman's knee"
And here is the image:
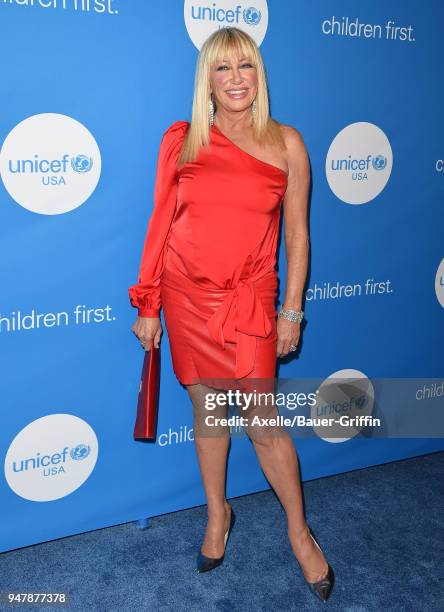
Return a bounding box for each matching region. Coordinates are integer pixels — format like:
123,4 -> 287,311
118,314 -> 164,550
186,383 -> 230,437
246,425 -> 290,449
241,399 -> 290,447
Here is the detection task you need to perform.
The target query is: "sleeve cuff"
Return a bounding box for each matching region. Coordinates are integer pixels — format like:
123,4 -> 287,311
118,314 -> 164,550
138,308 -> 160,318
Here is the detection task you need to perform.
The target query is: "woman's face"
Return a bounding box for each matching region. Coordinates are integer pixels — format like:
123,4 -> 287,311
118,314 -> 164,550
209,52 -> 258,114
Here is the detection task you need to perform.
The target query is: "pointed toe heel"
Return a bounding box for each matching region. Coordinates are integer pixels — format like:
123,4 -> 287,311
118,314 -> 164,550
196,506 -> 236,573
301,530 -> 335,603
306,562 -> 334,603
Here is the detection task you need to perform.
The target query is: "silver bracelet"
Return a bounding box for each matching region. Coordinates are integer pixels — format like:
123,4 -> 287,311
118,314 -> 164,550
278,307 -> 304,323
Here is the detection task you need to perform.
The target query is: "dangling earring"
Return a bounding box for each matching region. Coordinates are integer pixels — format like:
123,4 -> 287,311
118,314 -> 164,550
252,98 -> 257,114
209,95 -> 215,126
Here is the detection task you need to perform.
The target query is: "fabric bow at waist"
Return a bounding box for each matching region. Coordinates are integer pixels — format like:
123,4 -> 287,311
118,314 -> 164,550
205,270 -> 275,379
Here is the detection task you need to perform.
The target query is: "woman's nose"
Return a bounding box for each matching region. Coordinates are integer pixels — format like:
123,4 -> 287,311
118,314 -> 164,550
230,68 -> 243,84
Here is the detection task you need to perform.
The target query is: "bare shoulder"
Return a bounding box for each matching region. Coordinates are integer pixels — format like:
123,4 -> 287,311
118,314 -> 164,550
278,123 -> 308,157
277,123 -> 310,185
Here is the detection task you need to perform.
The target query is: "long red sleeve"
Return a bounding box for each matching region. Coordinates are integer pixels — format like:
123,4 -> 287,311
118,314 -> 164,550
128,120 -> 189,317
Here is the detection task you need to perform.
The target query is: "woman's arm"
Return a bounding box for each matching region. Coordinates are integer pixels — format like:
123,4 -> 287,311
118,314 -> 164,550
129,120 -> 188,350
128,120 -> 188,318
277,126 -> 310,356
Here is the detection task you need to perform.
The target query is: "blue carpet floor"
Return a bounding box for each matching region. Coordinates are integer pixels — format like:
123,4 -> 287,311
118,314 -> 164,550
1,451 -> 443,612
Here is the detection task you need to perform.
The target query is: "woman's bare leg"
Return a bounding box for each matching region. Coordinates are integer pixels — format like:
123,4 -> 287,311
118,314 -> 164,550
240,391 -> 329,582
186,382 -> 232,558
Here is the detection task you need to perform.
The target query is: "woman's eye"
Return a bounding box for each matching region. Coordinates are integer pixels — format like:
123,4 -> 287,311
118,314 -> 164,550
215,63 -> 253,71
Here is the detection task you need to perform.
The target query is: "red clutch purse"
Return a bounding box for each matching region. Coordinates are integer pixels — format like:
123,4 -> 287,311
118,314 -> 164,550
133,339 -> 160,440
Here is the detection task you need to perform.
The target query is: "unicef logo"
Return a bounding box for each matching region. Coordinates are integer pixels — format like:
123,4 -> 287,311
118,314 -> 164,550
70,444 -> 91,461
243,7 -> 261,25
435,258 -> 444,308
4,414 -> 99,502
71,155 -> 93,173
0,113 -> 101,215
372,155 -> 387,171
312,369 -> 375,443
184,0 -> 269,50
326,122 -> 393,205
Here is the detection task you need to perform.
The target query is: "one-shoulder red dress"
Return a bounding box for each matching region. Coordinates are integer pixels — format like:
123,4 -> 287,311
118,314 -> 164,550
128,120 -> 288,390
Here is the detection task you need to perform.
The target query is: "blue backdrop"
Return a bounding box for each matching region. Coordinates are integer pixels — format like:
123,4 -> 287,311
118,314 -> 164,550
1,0 -> 443,553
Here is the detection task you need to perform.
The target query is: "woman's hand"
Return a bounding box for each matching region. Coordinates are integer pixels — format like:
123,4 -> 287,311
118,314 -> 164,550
132,316 -> 162,350
276,317 -> 300,357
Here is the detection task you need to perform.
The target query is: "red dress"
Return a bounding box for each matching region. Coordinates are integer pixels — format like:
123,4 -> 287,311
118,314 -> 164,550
128,120 -> 288,390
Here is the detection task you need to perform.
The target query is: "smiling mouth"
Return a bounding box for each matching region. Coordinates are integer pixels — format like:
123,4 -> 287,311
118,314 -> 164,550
225,88 -> 249,98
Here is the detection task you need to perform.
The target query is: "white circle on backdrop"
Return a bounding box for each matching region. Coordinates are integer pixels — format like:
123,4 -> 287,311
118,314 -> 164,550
311,369 -> 375,443
435,258 -> 444,308
0,113 -> 101,215
326,122 -> 393,205
184,0 -> 268,50
4,414 -> 99,502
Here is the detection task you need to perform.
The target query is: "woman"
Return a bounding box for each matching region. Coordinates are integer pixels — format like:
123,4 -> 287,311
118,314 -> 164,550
128,27 -> 334,603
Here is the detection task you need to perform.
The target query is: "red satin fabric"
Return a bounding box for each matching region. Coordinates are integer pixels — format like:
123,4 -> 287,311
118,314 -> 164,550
129,120 -> 288,387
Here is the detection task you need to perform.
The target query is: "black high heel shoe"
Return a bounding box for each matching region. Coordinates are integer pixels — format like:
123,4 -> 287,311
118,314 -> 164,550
196,505 -> 236,573
298,529 -> 334,603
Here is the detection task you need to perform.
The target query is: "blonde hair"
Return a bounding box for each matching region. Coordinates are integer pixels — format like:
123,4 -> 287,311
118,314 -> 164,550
178,26 -> 286,167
